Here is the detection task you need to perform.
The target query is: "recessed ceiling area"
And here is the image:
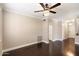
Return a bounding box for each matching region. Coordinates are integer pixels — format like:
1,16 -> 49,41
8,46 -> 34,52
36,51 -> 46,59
3,3 -> 79,20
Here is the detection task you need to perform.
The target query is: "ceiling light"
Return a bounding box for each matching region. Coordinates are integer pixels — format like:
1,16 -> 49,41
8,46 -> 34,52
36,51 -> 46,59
44,10 -> 49,16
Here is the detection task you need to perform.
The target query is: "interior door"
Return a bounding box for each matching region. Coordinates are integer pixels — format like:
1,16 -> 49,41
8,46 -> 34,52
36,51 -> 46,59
63,21 -> 75,56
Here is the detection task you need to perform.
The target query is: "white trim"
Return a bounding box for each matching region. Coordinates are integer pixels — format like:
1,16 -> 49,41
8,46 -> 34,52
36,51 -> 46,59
51,39 -> 63,42
42,39 -> 63,44
2,41 -> 40,53
43,40 -> 49,44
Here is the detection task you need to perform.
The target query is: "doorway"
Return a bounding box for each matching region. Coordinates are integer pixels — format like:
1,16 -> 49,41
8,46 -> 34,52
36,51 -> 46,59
63,20 -> 75,56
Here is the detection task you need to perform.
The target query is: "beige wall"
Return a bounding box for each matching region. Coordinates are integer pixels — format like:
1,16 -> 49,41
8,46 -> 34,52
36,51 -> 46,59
53,20 -> 62,41
0,7 -> 2,55
3,10 -> 63,51
42,19 -> 49,43
3,11 -> 43,50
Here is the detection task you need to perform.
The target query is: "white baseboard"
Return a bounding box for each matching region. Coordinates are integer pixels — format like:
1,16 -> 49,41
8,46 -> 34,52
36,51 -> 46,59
42,39 -> 63,44
2,41 -> 40,53
53,39 -> 63,41
43,41 -> 49,44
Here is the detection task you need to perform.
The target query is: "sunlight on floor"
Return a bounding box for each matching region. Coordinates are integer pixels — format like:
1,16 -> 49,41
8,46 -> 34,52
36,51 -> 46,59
66,51 -> 74,56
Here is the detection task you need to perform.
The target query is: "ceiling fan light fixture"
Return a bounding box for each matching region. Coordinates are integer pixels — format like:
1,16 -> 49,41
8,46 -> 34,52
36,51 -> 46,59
44,10 -> 49,16
34,3 -> 61,16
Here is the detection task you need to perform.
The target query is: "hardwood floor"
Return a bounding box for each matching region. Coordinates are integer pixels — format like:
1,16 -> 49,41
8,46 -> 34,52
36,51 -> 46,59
3,42 -> 49,56
49,40 -> 63,56
75,44 -> 79,56
63,38 -> 75,56
2,41 -> 79,56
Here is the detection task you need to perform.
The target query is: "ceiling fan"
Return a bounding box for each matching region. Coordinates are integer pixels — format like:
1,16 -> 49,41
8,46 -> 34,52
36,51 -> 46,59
34,3 -> 61,16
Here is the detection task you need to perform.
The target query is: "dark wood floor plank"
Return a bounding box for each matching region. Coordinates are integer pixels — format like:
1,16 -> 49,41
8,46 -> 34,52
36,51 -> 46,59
2,41 -> 79,56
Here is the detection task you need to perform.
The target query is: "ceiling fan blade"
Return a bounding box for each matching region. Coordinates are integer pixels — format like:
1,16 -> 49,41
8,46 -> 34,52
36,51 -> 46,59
50,3 -> 61,9
40,3 -> 45,10
34,10 -> 44,12
46,4 -> 48,8
50,11 -> 56,14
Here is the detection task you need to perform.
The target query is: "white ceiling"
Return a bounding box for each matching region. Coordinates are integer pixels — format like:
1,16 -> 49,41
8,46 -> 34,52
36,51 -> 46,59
3,3 -> 79,20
